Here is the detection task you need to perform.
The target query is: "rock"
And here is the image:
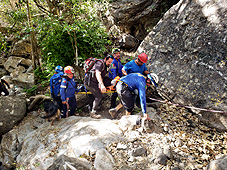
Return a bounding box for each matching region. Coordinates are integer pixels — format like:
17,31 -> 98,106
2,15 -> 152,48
47,154 -> 93,170
206,155 -> 227,170
0,96 -> 26,136
154,154 -> 168,166
4,56 -> 32,72
138,0 -> 227,130
94,148 -> 115,170
109,0 -> 177,41
131,147 -> 147,157
10,40 -> 32,58
152,145 -> 163,158
163,145 -> 173,159
1,116 -> 124,169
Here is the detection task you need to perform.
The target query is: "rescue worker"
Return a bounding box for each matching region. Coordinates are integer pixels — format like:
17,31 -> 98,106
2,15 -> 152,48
122,53 -> 149,76
50,65 -> 64,111
60,66 -> 77,118
84,54 -> 114,119
109,73 -> 159,120
0,78 -> 10,96
109,48 -> 123,108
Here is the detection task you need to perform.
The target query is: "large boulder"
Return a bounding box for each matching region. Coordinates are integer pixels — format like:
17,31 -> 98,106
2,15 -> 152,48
138,0 -> 227,130
0,96 -> 26,136
109,0 -> 178,41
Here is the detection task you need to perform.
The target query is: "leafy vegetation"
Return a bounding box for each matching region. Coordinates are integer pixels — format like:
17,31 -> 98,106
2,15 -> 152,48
0,0 -> 112,94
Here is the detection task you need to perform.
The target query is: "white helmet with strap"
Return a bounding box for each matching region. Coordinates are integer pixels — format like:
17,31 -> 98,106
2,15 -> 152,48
148,73 -> 159,87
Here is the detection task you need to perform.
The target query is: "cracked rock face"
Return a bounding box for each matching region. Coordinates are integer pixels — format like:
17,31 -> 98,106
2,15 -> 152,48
138,0 -> 227,130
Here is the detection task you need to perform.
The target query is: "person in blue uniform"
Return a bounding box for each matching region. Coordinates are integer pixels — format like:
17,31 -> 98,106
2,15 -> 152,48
50,65 -> 64,110
122,53 -> 149,76
109,73 -> 159,120
60,66 -> 77,118
109,48 -> 123,108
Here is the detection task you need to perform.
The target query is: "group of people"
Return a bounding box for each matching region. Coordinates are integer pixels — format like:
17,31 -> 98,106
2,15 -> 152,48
50,48 -> 159,120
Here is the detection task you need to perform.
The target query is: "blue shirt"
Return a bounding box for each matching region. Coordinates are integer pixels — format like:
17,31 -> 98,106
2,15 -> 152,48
60,77 -> 77,102
50,71 -> 64,96
120,73 -> 147,114
109,58 -> 123,79
123,60 -> 147,75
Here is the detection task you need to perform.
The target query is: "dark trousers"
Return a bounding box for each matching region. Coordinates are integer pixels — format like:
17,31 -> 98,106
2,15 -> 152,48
53,96 -> 63,111
84,76 -> 112,111
111,92 -> 118,108
62,96 -> 77,118
116,82 -> 137,113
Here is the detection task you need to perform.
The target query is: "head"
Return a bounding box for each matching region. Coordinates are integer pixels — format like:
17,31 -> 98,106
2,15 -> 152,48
147,73 -> 159,87
112,48 -> 120,60
136,53 -> 148,66
104,54 -> 114,67
55,65 -> 63,73
64,66 -> 75,79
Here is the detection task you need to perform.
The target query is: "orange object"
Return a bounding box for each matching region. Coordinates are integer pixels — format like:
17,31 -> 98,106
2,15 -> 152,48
106,85 -> 116,91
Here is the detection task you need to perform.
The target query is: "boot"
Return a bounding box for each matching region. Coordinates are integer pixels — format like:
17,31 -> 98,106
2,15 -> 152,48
90,110 -> 101,119
109,108 -> 117,119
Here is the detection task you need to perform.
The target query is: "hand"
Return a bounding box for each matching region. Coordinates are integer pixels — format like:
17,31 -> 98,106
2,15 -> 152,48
62,101 -> 67,104
144,113 -> 151,121
100,84 -> 106,93
51,93 -> 54,99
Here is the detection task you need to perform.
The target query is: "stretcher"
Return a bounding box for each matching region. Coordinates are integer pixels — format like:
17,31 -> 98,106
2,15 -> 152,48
76,85 -> 116,95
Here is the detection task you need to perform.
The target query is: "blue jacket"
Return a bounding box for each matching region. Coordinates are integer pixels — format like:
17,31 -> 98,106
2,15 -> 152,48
123,60 -> 147,75
120,73 -> 147,114
60,77 -> 77,102
50,71 -> 64,96
109,58 -> 123,79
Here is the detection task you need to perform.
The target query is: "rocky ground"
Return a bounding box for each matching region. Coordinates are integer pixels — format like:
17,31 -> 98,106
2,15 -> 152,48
87,103 -> 227,170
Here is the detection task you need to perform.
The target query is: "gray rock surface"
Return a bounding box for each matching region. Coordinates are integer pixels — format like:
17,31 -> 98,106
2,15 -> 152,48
0,96 -> 26,135
138,0 -> 227,130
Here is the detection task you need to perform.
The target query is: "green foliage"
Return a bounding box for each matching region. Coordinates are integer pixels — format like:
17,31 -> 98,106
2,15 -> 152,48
23,85 -> 38,96
0,34 -> 7,54
35,0 -> 111,71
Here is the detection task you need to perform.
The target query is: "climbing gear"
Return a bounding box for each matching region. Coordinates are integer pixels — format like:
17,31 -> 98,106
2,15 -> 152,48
148,73 -> 159,87
84,57 -> 104,73
148,97 -> 227,114
138,53 -> 148,63
112,48 -> 120,54
64,66 -> 75,74
90,110 -> 101,119
55,65 -> 63,73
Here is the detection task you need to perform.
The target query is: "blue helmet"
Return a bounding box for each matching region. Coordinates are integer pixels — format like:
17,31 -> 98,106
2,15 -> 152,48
55,65 -> 63,73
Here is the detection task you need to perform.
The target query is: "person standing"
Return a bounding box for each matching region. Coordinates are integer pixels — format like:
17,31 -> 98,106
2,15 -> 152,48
84,54 -> 114,119
109,48 -> 123,109
122,53 -> 149,76
50,65 -> 64,111
60,66 -> 77,118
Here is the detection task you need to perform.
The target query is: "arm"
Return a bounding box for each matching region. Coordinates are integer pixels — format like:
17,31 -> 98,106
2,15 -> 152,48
96,70 -> 106,92
138,80 -> 151,121
122,67 -> 127,76
60,80 -> 67,104
143,70 -> 149,76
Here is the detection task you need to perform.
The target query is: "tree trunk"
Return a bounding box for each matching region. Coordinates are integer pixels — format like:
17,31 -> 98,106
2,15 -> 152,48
26,0 -> 40,84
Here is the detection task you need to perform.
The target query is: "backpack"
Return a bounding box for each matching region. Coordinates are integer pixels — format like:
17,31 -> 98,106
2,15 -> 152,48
83,57 -> 104,73
51,72 -> 64,96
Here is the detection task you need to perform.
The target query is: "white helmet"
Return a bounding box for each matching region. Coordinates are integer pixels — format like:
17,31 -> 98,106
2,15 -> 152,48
148,73 -> 159,87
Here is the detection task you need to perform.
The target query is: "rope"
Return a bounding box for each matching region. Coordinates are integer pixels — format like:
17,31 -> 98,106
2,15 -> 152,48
148,97 -> 227,114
